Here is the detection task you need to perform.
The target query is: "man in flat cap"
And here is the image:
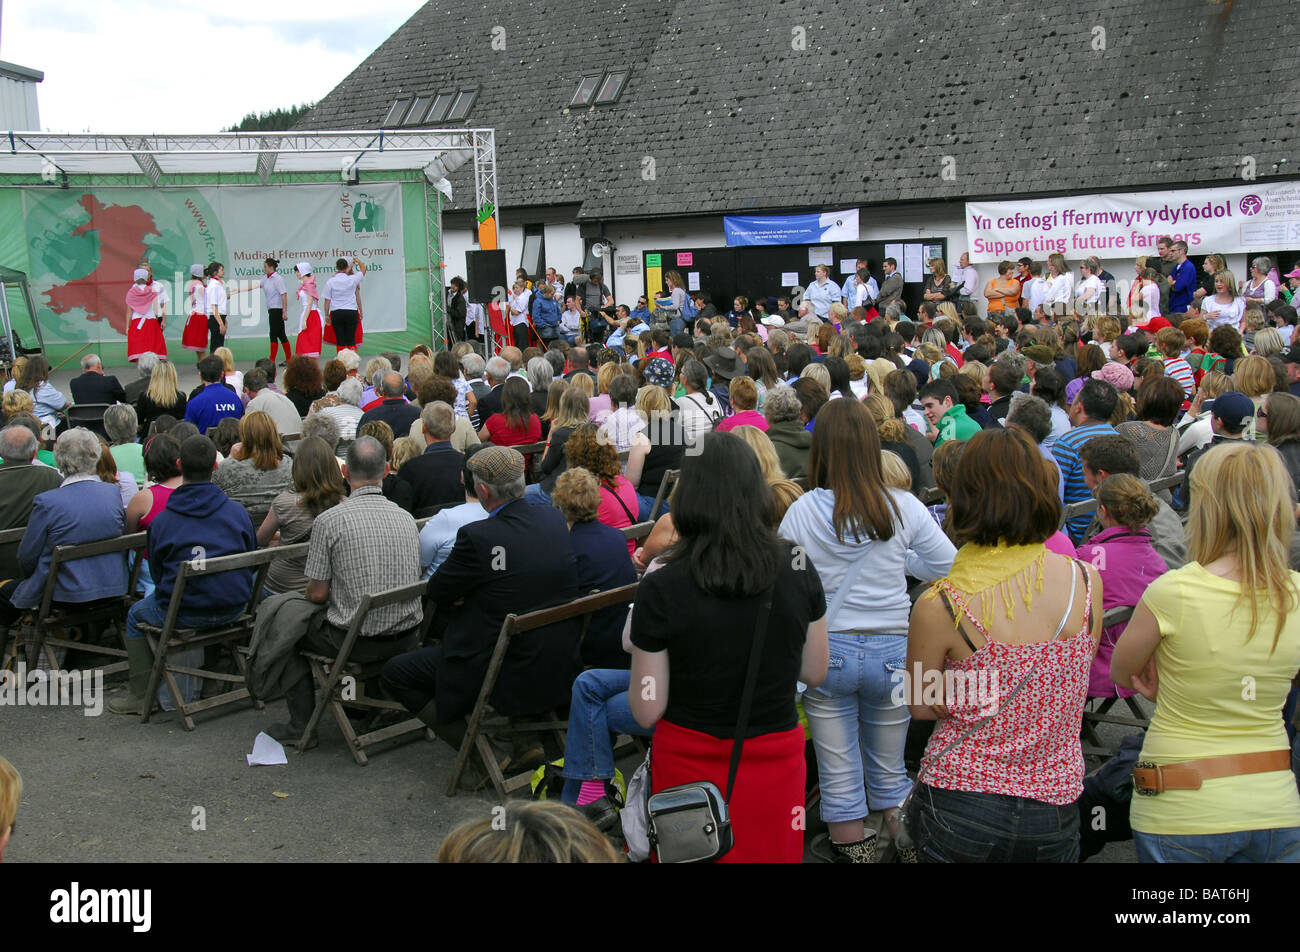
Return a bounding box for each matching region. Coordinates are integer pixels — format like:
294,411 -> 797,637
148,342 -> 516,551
380,446 -> 581,774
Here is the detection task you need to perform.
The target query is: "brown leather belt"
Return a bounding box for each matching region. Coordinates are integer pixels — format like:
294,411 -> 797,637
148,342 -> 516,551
1132,750 -> 1292,796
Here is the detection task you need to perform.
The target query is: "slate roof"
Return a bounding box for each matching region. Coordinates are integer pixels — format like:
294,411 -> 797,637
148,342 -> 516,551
303,0 -> 1300,221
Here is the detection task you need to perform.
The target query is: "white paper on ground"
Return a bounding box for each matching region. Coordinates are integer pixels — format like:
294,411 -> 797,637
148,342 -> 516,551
247,731 -> 288,766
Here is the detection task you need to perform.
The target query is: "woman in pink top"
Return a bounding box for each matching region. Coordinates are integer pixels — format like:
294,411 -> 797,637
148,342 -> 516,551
714,376 -> 768,433
907,428 -> 1102,862
564,424 -> 639,554
124,433 -> 184,596
1074,475 -> 1167,699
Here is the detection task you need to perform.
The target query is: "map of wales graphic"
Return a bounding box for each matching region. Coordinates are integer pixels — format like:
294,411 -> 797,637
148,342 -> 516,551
43,194 -> 160,337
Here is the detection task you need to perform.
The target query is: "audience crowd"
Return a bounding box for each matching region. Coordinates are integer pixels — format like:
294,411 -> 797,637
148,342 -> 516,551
4,244 -> 1300,865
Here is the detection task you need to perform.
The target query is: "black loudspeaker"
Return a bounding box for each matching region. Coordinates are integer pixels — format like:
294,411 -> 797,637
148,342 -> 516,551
466,249 -> 508,302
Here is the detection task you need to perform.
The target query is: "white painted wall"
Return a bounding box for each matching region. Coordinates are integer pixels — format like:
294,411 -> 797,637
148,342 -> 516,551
442,205 -> 1264,318
0,76 -> 39,130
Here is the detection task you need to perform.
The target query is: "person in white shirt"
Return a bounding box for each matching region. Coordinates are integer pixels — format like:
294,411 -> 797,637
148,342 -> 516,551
1042,253 -> 1073,318
842,258 -> 879,310
1202,268 -> 1246,332
321,256 -> 367,353
203,261 -> 229,353
953,252 -> 979,302
231,257 -> 290,365
1139,268 -> 1163,320
1075,260 -> 1104,311
559,297 -> 584,345
507,280 -> 533,350
1022,262 -> 1050,318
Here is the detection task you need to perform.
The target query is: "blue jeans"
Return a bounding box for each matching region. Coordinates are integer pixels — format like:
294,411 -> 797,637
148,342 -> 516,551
125,590 -> 246,642
524,483 -> 552,506
802,632 -> 911,821
1134,828 -> 1300,863
126,591 -> 246,709
560,669 -> 651,802
912,783 -> 1080,863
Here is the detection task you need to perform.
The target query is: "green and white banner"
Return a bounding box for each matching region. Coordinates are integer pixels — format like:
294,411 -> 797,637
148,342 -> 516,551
21,181 -> 406,350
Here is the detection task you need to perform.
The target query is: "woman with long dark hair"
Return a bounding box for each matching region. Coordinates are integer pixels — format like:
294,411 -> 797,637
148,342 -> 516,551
630,431 -> 829,862
779,398 -> 955,862
479,376 -> 541,448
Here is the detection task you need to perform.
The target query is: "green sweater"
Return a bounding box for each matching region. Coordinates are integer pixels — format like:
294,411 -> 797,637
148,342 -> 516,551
934,404 -> 981,446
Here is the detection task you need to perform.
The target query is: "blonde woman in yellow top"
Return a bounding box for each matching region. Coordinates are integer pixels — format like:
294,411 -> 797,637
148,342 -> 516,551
1111,441 -> 1300,862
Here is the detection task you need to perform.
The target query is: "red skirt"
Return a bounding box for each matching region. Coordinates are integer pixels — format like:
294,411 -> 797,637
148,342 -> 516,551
127,314 -> 167,362
296,309 -> 323,358
180,312 -> 208,353
322,314 -> 363,348
650,719 -> 805,863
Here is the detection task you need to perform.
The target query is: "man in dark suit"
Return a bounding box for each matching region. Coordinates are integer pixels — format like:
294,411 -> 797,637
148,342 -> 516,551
0,424 -> 62,582
358,371 -> 420,436
877,257 -> 905,311
474,356 -> 511,421
396,402 -> 465,512
380,446 -> 581,768
69,354 -> 127,406
124,352 -> 158,405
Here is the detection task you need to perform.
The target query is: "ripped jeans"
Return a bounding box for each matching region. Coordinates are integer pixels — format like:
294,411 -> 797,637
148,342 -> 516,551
802,632 -> 912,823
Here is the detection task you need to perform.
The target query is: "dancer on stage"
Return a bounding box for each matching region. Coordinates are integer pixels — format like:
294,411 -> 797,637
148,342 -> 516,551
231,257 -> 291,365
126,267 -> 167,361
181,264 -> 209,353
294,262 -> 323,358
322,256 -> 366,353
204,262 -> 228,353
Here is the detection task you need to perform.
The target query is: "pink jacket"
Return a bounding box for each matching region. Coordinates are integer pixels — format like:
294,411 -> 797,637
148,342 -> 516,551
1075,526 -> 1168,698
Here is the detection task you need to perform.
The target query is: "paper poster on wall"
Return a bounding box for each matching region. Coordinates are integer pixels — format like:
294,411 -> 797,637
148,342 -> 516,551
884,243 -> 904,268
615,253 -> 640,275
808,246 -> 833,268
687,272 -> 700,291
780,271 -> 800,287
677,252 -> 693,266
839,258 -> 856,275
923,245 -> 944,265
645,254 -> 662,267
903,244 -> 924,282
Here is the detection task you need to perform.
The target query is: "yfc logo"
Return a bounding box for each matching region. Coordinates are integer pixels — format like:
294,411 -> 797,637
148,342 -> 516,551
353,192 -> 386,233
1239,194 -> 1263,216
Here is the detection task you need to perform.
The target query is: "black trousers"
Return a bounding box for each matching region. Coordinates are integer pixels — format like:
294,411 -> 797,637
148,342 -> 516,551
330,309 -> 359,348
267,307 -> 287,343
208,316 -> 226,352
511,322 -> 531,351
379,643 -> 443,714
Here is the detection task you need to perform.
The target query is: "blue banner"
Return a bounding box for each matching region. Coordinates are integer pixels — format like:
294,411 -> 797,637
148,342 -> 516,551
724,209 -> 859,246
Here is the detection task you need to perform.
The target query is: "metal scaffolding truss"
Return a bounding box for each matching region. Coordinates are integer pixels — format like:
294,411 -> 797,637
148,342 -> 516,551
0,130 -> 495,211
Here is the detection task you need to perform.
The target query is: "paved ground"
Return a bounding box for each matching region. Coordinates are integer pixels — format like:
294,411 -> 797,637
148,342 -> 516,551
12,360 -> 1138,862
1,662 -> 1140,862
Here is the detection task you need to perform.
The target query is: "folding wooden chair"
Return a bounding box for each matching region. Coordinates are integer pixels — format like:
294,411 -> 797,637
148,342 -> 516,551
622,521 -> 655,544
21,532 -> 147,675
510,440 -> 546,482
1145,472 -> 1184,495
297,579 -> 434,765
649,468 -> 678,520
919,486 -> 945,506
447,582 -> 639,799
0,526 -> 29,672
1060,496 -> 1099,530
1081,605 -> 1151,758
137,546 -> 284,731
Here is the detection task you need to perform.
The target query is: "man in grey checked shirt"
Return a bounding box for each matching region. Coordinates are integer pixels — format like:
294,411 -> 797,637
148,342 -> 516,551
271,436 -> 423,744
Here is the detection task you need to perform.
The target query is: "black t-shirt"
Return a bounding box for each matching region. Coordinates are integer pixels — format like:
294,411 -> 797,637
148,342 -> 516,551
631,541 -> 825,739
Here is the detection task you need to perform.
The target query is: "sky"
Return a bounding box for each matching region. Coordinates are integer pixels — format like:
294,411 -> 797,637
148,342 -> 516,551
3,0 -> 423,133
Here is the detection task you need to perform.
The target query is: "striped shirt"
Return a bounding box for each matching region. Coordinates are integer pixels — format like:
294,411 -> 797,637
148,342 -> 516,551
1052,422 -> 1116,543
1163,356 -> 1195,399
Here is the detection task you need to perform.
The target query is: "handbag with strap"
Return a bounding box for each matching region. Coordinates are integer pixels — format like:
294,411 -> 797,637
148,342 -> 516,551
639,590 -> 773,864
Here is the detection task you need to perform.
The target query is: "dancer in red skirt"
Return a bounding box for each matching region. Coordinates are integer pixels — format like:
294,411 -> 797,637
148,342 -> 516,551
293,261 -> 323,358
180,264 -> 209,353
126,267 -> 167,361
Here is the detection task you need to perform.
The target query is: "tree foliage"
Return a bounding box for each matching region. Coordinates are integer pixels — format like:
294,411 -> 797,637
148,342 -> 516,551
224,103 -> 316,133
